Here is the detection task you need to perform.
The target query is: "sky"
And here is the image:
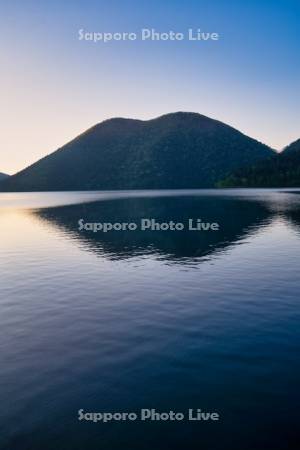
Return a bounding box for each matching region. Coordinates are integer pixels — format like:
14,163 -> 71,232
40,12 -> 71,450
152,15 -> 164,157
1,0 -> 299,174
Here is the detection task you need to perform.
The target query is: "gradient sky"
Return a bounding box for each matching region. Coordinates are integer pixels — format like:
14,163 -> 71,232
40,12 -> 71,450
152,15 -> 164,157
1,0 -> 299,174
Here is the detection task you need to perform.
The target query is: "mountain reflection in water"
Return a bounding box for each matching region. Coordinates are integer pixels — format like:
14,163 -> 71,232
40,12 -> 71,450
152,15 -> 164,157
35,194 -> 274,264
1,189 -> 300,450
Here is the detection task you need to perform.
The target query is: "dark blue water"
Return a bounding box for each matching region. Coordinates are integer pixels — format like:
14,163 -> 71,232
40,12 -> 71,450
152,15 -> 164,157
1,190 -> 300,450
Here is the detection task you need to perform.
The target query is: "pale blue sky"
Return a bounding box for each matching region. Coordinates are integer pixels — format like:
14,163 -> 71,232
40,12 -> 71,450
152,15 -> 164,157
1,0 -> 299,173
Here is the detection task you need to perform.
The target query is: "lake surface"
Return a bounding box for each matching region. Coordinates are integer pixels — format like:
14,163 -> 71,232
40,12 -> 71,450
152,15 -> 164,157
1,189 -> 300,450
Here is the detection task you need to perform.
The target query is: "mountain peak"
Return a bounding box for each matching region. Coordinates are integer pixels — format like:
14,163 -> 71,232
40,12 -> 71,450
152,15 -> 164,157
0,112 -> 274,192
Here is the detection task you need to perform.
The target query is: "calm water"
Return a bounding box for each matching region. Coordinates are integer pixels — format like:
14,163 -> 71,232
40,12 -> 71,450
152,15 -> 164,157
1,189 -> 300,450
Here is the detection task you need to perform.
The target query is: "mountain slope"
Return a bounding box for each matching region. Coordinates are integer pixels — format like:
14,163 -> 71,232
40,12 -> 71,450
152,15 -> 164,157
218,138 -> 300,188
0,172 -> 9,181
282,138 -> 300,155
0,112 -> 274,192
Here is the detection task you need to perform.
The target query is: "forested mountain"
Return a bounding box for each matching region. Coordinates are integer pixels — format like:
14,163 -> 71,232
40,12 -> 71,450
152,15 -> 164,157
0,172 -> 9,181
218,138 -> 300,188
0,112 -> 274,192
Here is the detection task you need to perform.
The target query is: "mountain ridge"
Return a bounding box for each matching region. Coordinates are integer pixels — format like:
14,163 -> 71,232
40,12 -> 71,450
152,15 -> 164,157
0,112 -> 275,192
218,137 -> 300,188
0,172 -> 9,181
282,138 -> 300,155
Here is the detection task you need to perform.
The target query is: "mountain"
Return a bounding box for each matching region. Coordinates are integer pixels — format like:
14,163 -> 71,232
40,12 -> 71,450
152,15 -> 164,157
0,112 -> 274,192
0,172 -> 9,181
282,138 -> 300,155
218,138 -> 300,188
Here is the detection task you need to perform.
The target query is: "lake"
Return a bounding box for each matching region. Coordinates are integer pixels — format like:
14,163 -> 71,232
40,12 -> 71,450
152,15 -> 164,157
1,189 -> 300,450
